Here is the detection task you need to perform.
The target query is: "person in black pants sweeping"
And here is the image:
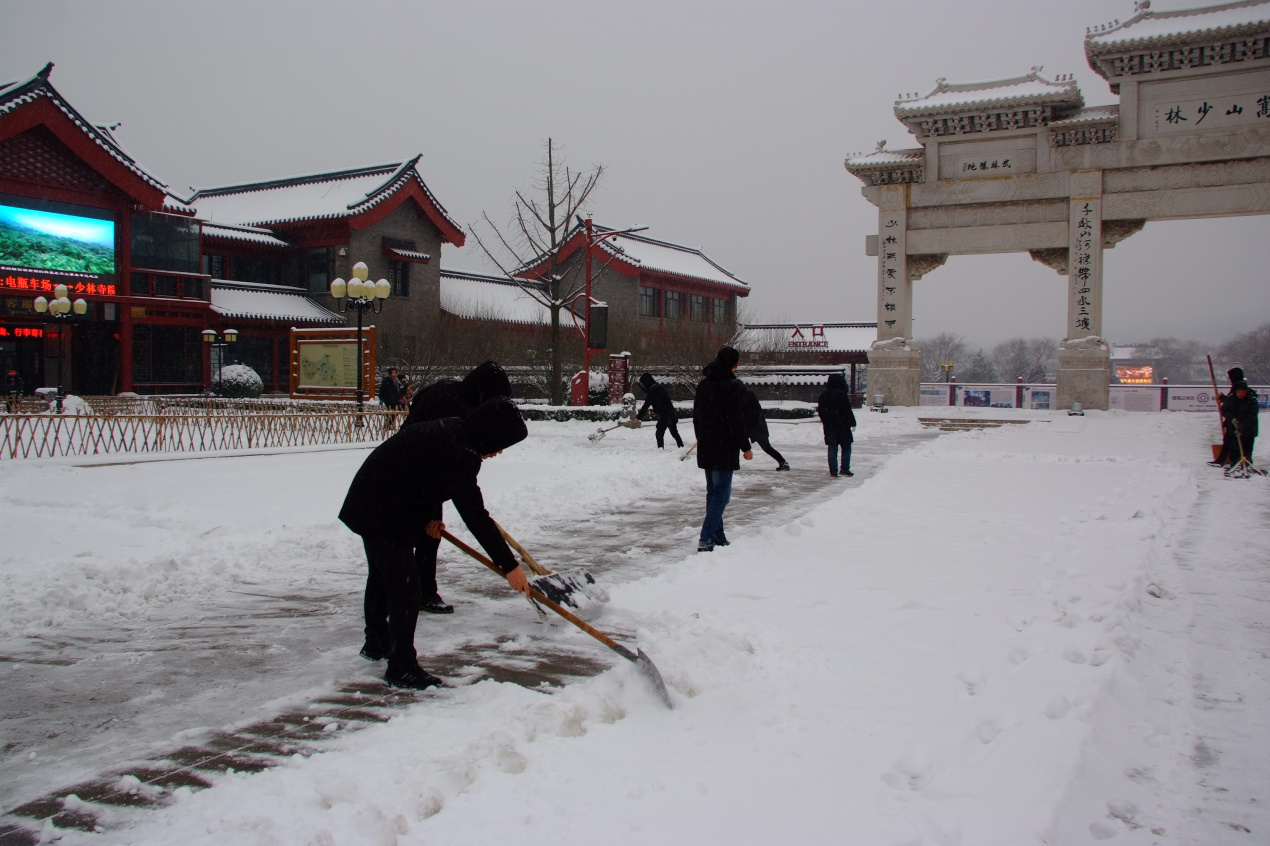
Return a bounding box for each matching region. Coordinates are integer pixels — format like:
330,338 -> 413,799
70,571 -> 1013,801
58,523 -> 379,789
742,387 -> 789,470
817,373 -> 857,478
339,398 -> 529,689
635,372 -> 684,449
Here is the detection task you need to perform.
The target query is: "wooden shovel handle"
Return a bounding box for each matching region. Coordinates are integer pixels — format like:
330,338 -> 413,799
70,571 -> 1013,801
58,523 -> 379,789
440,530 -> 635,662
495,523 -> 551,576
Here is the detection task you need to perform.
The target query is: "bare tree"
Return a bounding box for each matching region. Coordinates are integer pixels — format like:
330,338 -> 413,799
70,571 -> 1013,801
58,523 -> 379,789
469,138 -> 603,405
991,337 -> 1057,383
917,332 -> 969,381
958,348 -> 997,382
1217,322 -> 1270,384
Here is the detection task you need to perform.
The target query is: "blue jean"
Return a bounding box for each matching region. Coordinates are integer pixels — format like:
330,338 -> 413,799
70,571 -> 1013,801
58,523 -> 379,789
700,469 -> 734,546
827,434 -> 852,475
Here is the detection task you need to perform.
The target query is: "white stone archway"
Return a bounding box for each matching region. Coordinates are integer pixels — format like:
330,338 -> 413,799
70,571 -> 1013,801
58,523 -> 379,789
846,0 -> 1270,409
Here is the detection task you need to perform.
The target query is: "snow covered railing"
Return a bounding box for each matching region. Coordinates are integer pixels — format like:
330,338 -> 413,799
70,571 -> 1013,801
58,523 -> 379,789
0,408 -> 404,460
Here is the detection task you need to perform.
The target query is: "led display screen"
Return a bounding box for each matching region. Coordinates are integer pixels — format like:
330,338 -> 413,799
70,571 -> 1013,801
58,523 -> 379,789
0,200 -> 116,277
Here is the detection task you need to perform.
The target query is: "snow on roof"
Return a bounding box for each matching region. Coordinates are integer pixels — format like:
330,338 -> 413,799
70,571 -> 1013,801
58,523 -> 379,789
592,226 -> 749,291
210,280 -> 344,324
1086,0 -> 1270,49
845,145 -> 924,168
740,323 -> 877,354
1049,105 -> 1121,127
187,157 -> 462,235
0,63 -> 172,198
440,269 -> 556,326
201,222 -> 292,249
895,69 -> 1083,117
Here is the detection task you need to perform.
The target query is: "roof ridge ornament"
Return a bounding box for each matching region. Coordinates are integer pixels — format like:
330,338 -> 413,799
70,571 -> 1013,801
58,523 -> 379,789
875,140 -> 887,153
1134,0 -> 1150,13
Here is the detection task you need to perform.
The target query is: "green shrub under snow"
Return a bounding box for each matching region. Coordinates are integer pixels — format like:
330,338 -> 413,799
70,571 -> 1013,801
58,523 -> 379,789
212,364 -> 264,399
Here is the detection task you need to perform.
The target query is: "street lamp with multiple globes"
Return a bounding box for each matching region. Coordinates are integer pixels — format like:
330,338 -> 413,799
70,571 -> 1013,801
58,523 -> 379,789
33,285 -> 87,414
572,216 -> 647,404
202,328 -> 240,388
329,261 -> 390,425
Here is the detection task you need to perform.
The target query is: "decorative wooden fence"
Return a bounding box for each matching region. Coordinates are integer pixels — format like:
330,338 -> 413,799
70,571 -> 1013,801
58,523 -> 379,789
0,408 -> 405,460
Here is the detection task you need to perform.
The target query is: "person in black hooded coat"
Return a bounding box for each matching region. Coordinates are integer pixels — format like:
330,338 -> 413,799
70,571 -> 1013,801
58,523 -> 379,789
339,397 -> 529,689
635,372 -> 684,448
692,347 -> 752,552
816,373 -> 857,477
402,361 -> 512,613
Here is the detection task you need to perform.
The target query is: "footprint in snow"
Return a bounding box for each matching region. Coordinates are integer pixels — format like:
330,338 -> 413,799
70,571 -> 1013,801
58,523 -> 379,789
957,665 -> 986,696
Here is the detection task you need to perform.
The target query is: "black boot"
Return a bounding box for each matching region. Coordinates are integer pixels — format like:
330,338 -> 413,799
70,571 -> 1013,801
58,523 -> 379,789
384,664 -> 444,690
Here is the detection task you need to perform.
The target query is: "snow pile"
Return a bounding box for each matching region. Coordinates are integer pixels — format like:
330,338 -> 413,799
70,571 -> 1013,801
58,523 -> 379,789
14,410 -> 1258,844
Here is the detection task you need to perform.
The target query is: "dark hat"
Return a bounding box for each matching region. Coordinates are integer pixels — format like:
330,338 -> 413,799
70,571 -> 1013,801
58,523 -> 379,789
462,361 -> 512,406
463,397 -> 527,455
1228,367 -> 1244,382
716,346 -> 740,370
639,372 -> 654,388
1233,380 -> 1250,392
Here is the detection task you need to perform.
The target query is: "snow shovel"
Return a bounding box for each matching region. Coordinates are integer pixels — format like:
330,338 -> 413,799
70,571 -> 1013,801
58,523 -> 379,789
1206,355 -> 1225,461
496,523 -> 609,614
442,530 -> 674,709
588,417 -> 642,443
679,441 -> 698,461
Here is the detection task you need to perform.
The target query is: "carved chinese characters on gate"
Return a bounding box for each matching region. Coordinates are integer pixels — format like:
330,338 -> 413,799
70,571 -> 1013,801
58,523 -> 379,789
1071,201 -> 1096,336
880,216 -> 901,335
1154,93 -> 1270,134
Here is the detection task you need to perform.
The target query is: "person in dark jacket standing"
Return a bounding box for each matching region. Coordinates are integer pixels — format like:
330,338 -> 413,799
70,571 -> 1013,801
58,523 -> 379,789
339,398 -> 529,689
403,361 -> 513,613
1211,367 -> 1250,467
742,388 -> 789,470
635,372 -> 684,449
817,373 -> 857,478
378,367 -> 403,410
1224,380 -> 1260,465
693,346 -> 752,552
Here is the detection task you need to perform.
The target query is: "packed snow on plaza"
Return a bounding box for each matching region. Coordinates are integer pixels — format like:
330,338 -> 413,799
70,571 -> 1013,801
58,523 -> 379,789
1,406 -> 1266,845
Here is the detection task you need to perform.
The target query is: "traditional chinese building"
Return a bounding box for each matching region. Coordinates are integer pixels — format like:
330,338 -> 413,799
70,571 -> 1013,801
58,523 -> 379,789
845,0 -> 1270,409
516,221 -> 750,362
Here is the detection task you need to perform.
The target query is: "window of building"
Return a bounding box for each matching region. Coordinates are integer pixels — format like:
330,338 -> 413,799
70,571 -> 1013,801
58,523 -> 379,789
203,255 -> 225,278
690,294 -> 708,322
387,261 -> 409,297
713,297 -> 727,324
639,286 -> 660,318
305,248 -> 329,293
130,212 -> 201,274
234,257 -> 282,286
665,291 -> 684,320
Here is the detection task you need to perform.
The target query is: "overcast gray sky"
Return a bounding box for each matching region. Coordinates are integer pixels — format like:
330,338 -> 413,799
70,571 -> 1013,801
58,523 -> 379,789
4,0 -> 1265,351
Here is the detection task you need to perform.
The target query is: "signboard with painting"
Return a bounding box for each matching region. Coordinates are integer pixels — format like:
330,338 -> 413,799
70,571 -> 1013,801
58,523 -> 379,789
289,326 -> 376,400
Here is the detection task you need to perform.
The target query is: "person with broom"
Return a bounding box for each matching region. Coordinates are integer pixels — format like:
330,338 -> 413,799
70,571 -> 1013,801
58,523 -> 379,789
1210,367 -> 1251,468
635,372 -> 684,449
1222,380 -> 1260,468
693,346 -> 752,552
338,397 -> 529,690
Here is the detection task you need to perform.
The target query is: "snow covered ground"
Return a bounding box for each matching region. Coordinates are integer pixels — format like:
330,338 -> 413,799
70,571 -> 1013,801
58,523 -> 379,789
1,408 -> 1267,845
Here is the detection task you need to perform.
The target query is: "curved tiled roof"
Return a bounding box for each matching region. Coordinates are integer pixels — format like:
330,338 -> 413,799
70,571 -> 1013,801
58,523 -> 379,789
201,222 -> 292,249
0,63 -> 173,200
1086,0 -> 1270,50
186,156 -> 463,238
844,146 -> 924,168
210,280 -> 344,324
592,226 -> 749,291
440,269 -> 555,326
895,69 -> 1083,117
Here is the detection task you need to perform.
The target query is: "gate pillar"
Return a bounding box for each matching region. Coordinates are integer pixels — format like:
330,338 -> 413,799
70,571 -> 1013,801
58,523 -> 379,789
866,185 -> 921,406
1057,170 -> 1109,410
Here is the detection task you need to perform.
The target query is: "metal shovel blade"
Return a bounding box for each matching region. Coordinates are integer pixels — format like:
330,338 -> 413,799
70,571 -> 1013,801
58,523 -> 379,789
588,428 -> 606,443
529,568 -> 609,617
635,648 -> 674,709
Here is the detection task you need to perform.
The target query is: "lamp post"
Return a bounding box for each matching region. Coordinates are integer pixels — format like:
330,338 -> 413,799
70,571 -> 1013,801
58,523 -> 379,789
33,285 -> 87,414
939,361 -> 956,383
202,328 -> 239,390
573,216 -> 648,405
330,260 -> 390,426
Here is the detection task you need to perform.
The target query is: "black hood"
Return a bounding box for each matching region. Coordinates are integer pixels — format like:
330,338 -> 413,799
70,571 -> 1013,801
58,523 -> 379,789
462,361 -> 512,406
639,372 -> 655,390
462,398 -> 527,455
826,373 -> 848,391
